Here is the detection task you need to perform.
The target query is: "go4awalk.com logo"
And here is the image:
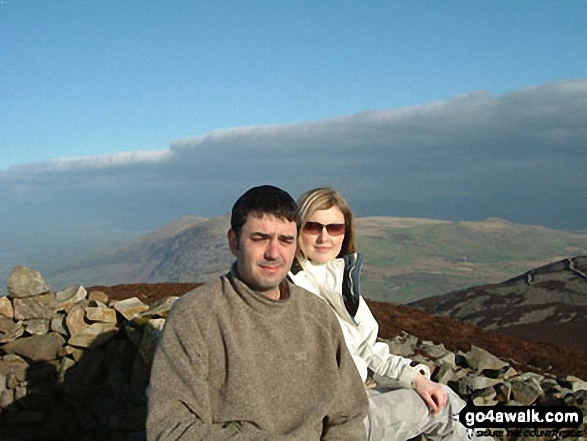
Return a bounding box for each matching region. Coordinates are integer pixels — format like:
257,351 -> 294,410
457,400 -> 583,439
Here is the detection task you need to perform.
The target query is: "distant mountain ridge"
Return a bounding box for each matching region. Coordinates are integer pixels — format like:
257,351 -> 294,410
45,215 -> 587,304
410,256 -> 587,352
48,215 -> 232,287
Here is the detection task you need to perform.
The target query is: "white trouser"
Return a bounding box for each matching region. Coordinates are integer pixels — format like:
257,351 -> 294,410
364,384 -> 494,441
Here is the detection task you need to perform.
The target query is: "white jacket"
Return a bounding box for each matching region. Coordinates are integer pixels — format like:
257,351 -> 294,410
289,255 -> 430,386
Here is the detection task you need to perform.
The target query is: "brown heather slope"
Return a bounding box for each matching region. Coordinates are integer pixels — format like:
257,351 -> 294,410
409,256 -> 587,352
89,283 -> 587,379
367,299 -> 587,379
89,282 -> 203,305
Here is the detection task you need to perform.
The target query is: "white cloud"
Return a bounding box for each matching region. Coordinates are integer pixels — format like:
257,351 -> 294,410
1,80 -> 586,239
3,148 -> 173,175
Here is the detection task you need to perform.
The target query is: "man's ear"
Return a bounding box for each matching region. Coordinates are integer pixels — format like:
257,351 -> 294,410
227,229 -> 239,257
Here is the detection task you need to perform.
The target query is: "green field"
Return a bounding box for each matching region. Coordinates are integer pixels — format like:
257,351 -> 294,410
355,217 -> 587,303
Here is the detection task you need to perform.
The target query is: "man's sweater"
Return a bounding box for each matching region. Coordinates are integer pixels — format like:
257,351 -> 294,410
146,268 -> 368,441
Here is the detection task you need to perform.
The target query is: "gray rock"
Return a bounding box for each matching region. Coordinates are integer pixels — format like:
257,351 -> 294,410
0,389 -> 15,409
54,285 -> 87,312
456,375 -> 501,396
434,362 -> 455,385
58,344 -> 84,362
6,266 -> 51,299
23,318 -> 50,335
502,366 -> 518,379
88,290 -> 109,304
0,354 -> 29,382
566,375 -> 587,392
472,388 -> 497,406
542,386 -> 574,405
2,332 -> 66,362
137,296 -> 179,322
460,345 -> 509,373
511,376 -> 543,405
65,304 -> 90,337
68,322 -> 119,348
0,315 -> 24,343
386,338 -> 415,357
112,297 -> 149,321
494,381 -> 512,403
0,296 -> 14,319
436,352 -> 456,368
411,354 -> 436,374
5,371 -> 19,390
14,385 -> 27,401
435,361 -> 469,385
12,293 -> 56,320
57,356 -> 76,383
400,332 -> 419,347
50,313 -> 68,336
85,304 -> 117,323
539,378 -> 561,396
517,371 -> 544,382
384,332 -> 419,357
420,340 -> 448,359
572,389 -> 587,408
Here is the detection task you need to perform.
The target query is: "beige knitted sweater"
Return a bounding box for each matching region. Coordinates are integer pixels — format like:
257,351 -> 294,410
147,268 -> 368,440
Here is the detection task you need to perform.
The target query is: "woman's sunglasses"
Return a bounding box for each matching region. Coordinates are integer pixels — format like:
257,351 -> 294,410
303,221 -> 346,236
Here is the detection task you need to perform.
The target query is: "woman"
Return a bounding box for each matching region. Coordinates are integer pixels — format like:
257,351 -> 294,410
289,187 -> 489,441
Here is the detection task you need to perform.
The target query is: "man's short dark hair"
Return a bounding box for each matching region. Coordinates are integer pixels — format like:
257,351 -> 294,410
231,185 -> 298,237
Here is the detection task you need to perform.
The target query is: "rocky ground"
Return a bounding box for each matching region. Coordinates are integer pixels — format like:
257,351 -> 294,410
1,268 -> 586,440
368,300 -> 587,380
0,267 -> 587,441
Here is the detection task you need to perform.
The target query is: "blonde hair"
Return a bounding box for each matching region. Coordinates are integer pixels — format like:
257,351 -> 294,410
296,187 -> 356,260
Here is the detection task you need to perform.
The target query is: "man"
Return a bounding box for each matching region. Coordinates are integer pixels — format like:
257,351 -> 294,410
147,185 -> 368,440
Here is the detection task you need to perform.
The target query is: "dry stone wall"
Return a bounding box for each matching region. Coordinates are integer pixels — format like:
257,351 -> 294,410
0,267 -> 174,441
0,266 -> 586,441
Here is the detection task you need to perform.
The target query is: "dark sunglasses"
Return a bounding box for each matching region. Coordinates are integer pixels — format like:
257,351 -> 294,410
303,221 -> 346,236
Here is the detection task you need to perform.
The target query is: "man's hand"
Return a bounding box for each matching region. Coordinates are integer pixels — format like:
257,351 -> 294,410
413,373 -> 448,414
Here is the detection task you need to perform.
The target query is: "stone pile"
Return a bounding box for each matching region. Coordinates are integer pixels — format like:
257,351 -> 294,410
0,267 -> 176,441
383,333 -> 587,439
0,266 -> 585,440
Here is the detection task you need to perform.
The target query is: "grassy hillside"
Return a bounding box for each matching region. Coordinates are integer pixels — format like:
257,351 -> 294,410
39,215 -> 587,303
356,217 -> 587,302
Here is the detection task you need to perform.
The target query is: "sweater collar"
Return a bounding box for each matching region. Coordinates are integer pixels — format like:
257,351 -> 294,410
227,264 -> 291,309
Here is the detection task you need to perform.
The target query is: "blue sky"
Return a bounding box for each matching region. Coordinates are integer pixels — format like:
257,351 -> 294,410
1,1 -> 587,281
2,1 -> 586,170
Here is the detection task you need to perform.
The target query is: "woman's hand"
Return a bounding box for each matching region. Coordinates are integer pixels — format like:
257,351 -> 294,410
413,372 -> 448,414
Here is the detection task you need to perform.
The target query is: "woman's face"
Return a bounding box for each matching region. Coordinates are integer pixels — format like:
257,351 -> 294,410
300,205 -> 346,264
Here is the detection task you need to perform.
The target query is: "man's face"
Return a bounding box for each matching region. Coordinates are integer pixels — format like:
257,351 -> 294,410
228,213 -> 297,300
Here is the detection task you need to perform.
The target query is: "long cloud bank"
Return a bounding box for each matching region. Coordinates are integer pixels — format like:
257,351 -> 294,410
2,80 -> 586,243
